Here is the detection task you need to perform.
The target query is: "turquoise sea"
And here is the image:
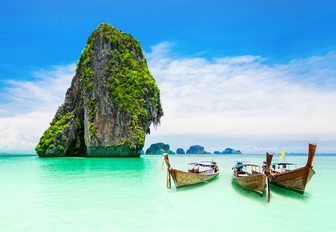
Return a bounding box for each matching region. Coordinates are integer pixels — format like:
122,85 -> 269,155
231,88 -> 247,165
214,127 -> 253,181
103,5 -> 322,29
0,154 -> 335,232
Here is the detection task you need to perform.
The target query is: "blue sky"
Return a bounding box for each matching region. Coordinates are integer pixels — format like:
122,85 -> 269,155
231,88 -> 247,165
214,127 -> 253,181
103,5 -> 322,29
1,0 -> 336,81
0,0 -> 336,153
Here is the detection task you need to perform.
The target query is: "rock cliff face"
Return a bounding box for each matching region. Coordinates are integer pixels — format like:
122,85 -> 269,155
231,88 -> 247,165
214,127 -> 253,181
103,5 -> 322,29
222,148 -> 242,154
145,143 -> 175,155
186,145 -> 210,154
176,148 -> 185,154
36,23 -> 163,157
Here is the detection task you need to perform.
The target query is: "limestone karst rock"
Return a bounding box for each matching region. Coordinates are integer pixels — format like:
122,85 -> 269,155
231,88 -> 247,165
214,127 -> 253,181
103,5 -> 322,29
186,145 -> 210,154
176,148 -> 185,154
36,24 -> 163,157
145,143 -> 175,155
222,148 -> 242,154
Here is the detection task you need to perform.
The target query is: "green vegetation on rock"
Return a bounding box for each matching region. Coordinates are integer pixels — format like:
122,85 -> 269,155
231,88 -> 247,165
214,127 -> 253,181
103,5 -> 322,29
97,24 -> 161,148
145,143 -> 175,155
36,112 -> 72,156
186,145 -> 210,154
35,23 -> 163,157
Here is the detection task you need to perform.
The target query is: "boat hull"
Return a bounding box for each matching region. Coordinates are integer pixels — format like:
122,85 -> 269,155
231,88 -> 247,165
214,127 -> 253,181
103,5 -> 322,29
232,174 -> 266,196
170,170 -> 219,188
271,167 -> 315,194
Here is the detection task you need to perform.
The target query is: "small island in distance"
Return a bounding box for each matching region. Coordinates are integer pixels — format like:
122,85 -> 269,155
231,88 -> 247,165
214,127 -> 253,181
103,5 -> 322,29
145,143 -> 175,155
144,142 -> 242,155
214,148 -> 242,154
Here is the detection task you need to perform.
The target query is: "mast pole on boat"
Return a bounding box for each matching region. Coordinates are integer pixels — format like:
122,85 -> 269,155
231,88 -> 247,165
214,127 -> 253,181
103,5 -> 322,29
306,144 -> 316,168
265,152 -> 273,203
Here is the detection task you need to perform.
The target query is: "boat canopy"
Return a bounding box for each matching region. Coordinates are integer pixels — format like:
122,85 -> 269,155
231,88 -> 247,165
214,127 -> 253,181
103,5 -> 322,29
271,162 -> 295,166
188,162 -> 216,167
234,163 -> 259,168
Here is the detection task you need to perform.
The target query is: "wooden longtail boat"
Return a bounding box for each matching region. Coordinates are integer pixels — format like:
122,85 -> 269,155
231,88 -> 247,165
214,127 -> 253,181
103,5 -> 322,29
232,153 -> 273,201
270,143 -> 316,194
162,154 -> 219,188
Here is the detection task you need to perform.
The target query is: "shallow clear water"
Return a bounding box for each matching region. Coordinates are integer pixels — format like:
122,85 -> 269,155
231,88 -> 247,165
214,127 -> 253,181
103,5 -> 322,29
0,154 -> 335,232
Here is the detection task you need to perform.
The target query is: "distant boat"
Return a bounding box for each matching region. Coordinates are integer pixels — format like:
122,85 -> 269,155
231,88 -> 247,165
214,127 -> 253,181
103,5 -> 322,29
162,154 -> 219,188
232,153 -> 273,201
270,143 -> 316,194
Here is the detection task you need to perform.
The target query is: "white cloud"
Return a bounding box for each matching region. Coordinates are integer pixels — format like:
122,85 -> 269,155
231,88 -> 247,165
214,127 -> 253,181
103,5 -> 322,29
0,64 -> 74,153
1,44 -> 336,153
0,112 -> 55,153
146,43 -> 336,152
